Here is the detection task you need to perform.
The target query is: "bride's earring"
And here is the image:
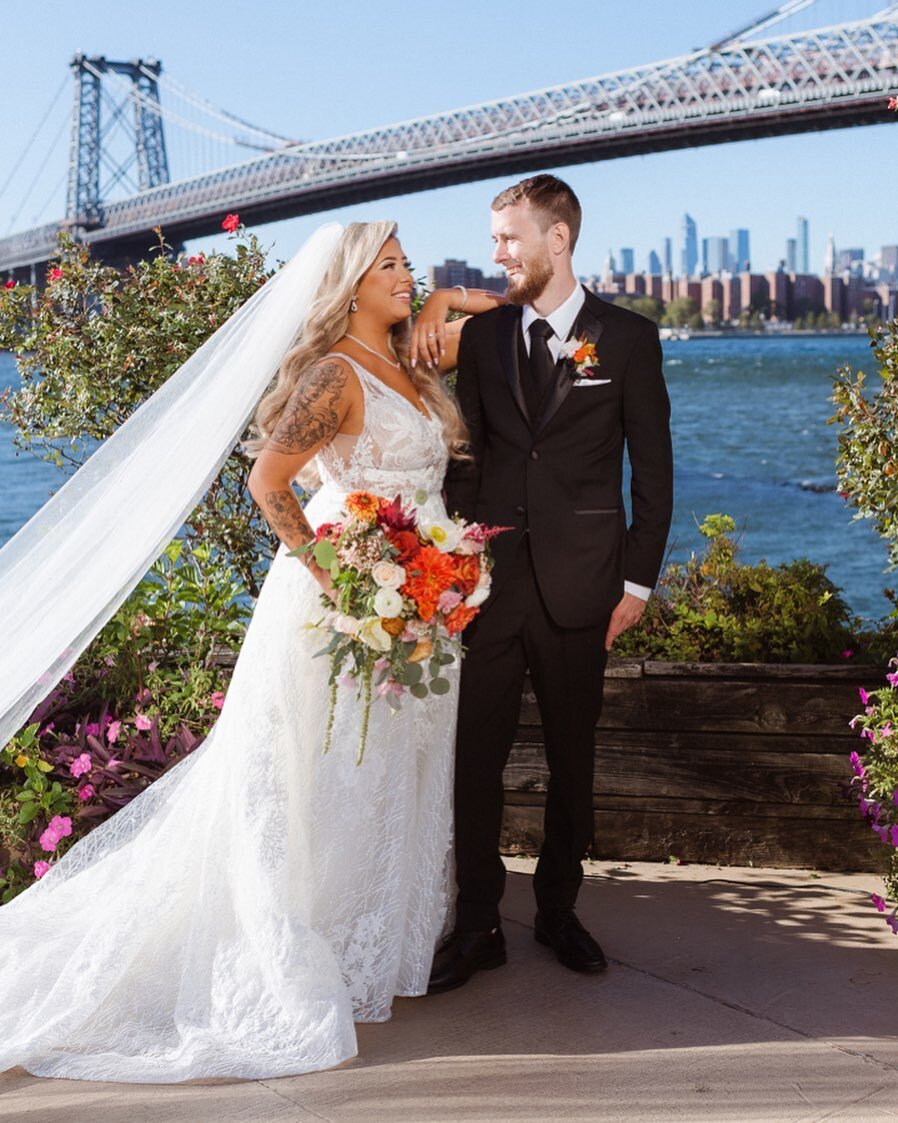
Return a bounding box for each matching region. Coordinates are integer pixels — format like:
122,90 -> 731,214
350,294 -> 358,314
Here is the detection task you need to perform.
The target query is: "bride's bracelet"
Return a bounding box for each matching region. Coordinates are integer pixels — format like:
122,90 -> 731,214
452,284 -> 468,312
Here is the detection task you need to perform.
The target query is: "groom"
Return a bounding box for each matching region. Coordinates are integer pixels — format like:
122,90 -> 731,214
430,174 -> 673,991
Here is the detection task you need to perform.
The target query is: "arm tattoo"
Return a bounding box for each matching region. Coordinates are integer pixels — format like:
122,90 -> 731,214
263,488 -> 314,551
267,359 -> 349,454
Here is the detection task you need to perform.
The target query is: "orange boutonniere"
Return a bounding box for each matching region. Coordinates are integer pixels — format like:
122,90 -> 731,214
560,335 -> 601,381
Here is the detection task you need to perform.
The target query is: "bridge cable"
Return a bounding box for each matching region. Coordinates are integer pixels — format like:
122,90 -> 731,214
0,73 -> 69,204
5,112 -> 70,234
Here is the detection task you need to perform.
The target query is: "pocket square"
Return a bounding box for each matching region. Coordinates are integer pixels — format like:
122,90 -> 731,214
573,378 -> 612,388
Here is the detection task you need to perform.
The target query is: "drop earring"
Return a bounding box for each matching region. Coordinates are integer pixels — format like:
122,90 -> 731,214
350,295 -> 358,313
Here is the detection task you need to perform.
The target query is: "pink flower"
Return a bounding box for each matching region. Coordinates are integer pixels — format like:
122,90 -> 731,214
39,722 -> 55,737
210,692 -> 225,710
134,712 -> 152,731
222,213 -> 240,233
77,783 -> 95,802
374,657 -> 391,675
872,894 -> 887,912
33,860 -> 52,879
49,267 -> 62,280
84,722 -> 99,738
888,914 -> 898,935
377,679 -> 405,699
437,589 -> 463,613
841,649 -> 853,660
107,758 -> 122,770
891,825 -> 898,847
48,815 -> 72,838
63,671 -> 75,683
886,672 -> 898,688
859,687 -> 869,705
106,719 -> 121,743
104,654 -> 116,666
337,673 -> 356,688
850,751 -> 866,778
882,722 -> 893,738
69,752 -> 92,778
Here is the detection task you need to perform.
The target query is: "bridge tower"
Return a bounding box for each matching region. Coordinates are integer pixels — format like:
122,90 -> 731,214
66,54 -> 170,229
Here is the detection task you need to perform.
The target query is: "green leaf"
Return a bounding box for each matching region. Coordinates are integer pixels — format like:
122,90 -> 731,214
414,489 -> 429,506
438,652 -> 456,665
410,682 -> 429,699
36,760 -> 53,773
430,677 -> 451,695
17,801 -> 40,825
313,539 -> 338,569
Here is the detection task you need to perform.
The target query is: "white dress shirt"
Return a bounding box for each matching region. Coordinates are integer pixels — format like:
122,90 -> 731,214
521,284 -> 652,604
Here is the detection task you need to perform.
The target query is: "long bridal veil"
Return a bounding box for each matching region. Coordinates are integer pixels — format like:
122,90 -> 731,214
0,221 -> 343,749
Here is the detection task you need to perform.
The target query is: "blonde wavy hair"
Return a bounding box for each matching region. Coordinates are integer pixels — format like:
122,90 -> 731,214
246,220 -> 469,462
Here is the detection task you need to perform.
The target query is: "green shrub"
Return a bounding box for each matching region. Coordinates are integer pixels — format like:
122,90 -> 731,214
616,514 -> 857,663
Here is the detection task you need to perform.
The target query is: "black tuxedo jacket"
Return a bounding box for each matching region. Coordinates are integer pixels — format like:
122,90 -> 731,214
445,287 -> 673,629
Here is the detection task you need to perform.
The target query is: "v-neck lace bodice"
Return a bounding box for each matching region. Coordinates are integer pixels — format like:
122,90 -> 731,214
313,354 -> 448,511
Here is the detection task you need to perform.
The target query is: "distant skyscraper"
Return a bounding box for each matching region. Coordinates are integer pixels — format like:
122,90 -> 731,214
835,248 -> 864,275
797,216 -> 810,273
681,214 -> 698,277
603,249 -> 617,279
785,238 -> 797,273
648,249 -> 662,275
729,228 -> 750,272
883,245 -> 898,278
663,238 -> 673,275
824,233 -> 836,275
702,236 -> 728,275
619,248 -> 635,274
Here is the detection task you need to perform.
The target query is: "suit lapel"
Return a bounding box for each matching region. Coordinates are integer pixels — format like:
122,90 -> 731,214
535,288 -> 607,436
497,303 -> 530,428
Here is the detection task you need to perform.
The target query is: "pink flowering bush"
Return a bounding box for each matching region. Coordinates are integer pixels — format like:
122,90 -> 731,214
848,661 -> 898,935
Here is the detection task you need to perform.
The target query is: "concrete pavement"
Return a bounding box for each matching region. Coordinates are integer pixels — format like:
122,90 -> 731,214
2,859 -> 896,1122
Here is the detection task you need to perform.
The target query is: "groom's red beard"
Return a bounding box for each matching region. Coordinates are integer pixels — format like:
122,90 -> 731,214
504,250 -> 554,306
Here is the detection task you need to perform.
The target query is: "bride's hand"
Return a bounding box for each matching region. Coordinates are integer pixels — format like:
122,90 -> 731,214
410,291 -> 454,369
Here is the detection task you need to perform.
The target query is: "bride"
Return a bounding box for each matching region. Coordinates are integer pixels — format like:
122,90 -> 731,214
0,220 -> 499,1082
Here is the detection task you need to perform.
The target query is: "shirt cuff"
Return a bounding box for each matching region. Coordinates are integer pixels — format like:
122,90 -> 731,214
624,580 -> 652,601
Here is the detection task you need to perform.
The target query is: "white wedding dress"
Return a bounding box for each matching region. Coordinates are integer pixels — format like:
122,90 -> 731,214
0,355 -> 458,1083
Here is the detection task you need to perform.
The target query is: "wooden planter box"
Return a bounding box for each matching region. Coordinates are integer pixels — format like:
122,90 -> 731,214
501,659 -> 886,872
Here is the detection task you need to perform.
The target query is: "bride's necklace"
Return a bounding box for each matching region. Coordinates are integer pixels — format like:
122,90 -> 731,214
345,333 -> 401,370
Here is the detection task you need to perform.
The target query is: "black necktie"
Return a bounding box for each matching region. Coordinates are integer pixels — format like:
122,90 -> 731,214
526,318 -> 555,419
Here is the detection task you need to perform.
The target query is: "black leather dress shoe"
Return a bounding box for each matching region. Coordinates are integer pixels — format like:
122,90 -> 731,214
534,911 -> 608,973
427,927 -> 507,993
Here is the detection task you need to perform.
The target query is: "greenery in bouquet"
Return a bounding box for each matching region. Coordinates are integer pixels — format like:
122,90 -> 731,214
848,661 -> 898,935
294,490 -> 502,762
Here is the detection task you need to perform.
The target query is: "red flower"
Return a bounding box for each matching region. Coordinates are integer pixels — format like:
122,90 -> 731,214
3,280 -> 14,290
453,554 -> 481,597
222,213 -> 240,233
445,603 -> 479,636
889,96 -> 898,112
376,495 -> 417,532
402,546 -> 457,621
49,267 -> 62,281
386,529 -> 421,564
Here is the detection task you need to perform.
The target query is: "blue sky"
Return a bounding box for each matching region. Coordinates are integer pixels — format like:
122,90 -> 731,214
2,0 -> 896,277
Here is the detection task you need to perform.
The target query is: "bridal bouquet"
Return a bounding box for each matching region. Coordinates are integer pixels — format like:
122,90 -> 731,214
292,490 -> 505,763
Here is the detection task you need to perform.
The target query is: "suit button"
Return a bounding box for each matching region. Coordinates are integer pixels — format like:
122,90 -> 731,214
515,506 -> 525,515
530,450 -> 539,460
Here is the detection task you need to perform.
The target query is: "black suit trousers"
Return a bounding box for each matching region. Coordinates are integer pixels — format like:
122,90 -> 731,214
454,535 -> 609,931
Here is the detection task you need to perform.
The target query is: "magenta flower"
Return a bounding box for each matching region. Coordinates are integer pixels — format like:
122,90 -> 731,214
886,672 -> 898,687
210,692 -> 225,710
850,752 -> 866,778
49,267 -> 62,281
891,825 -> 898,847
84,722 -> 99,738
841,649 -> 854,660
33,860 -> 52,879
134,712 -> 152,731
888,915 -> 898,935
48,815 -> 72,838
69,752 -> 92,778
882,722 -> 893,738
872,894 -> 887,912
106,719 -> 121,743
39,722 -> 55,737
107,757 -> 122,770
859,687 -> 869,705
77,783 -> 95,802
39,826 -> 59,852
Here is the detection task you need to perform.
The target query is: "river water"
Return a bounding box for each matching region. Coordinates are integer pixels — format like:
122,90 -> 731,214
0,336 -> 889,619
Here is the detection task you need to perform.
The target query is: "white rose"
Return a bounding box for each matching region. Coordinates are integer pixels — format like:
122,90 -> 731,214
373,587 -> 404,618
371,560 -> 406,589
424,519 -> 464,553
357,617 -> 392,653
465,584 -> 491,608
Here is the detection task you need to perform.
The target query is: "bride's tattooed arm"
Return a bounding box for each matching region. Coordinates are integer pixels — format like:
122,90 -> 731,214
248,358 -> 355,571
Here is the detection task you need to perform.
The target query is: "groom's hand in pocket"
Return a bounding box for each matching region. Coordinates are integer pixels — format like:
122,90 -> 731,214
604,592 -> 647,652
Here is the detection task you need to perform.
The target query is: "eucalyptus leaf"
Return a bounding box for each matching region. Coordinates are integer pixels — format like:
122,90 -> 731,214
430,677 -> 451,695
410,682 -> 429,699
313,539 -> 338,569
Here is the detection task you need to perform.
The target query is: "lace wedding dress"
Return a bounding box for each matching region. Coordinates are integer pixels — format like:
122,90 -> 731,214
0,355 -> 457,1083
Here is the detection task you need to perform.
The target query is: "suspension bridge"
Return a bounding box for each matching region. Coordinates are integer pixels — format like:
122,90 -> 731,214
1,0 -> 897,277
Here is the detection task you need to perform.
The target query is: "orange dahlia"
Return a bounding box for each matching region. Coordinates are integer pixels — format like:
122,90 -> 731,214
573,341 -> 597,365
402,545 -> 457,621
345,491 -> 381,523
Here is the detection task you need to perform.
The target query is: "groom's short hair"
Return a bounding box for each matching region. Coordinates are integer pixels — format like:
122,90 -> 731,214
492,174 -> 582,251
